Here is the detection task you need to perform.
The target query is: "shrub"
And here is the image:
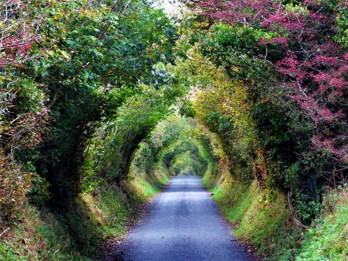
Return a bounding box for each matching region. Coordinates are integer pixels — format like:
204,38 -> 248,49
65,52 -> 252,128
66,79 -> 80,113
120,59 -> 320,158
0,151 -> 31,219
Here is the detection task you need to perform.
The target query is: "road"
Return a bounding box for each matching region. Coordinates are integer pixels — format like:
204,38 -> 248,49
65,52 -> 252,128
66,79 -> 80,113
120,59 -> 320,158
122,176 -> 256,261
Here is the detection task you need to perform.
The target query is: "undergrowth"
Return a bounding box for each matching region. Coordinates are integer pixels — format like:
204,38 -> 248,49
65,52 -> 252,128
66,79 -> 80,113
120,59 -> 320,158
296,187 -> 348,260
204,170 -> 348,261
206,175 -> 302,260
0,171 -> 169,260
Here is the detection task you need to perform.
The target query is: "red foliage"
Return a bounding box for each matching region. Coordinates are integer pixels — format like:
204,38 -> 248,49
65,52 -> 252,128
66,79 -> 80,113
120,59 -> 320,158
197,0 -> 348,162
0,1 -> 38,66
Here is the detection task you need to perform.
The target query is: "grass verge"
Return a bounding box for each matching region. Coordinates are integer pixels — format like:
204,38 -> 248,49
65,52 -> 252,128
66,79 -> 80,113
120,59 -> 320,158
204,174 -> 302,260
0,171 -> 169,260
205,172 -> 348,261
296,187 -> 348,260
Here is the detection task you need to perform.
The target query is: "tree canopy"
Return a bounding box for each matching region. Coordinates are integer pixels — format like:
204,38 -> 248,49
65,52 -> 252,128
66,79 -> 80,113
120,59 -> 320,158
1,0 -> 348,259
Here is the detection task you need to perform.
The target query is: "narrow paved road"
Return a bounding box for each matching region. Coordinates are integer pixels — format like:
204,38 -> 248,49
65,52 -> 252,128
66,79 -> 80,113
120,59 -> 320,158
122,176 -> 255,261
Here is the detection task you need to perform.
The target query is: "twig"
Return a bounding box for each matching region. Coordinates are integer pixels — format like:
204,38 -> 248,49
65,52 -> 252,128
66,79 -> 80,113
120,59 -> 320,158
0,227 -> 10,238
293,218 -> 308,229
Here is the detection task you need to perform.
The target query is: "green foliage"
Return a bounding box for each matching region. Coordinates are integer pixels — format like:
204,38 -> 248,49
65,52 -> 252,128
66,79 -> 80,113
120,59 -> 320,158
176,12 -> 339,227
297,188 -> 348,260
178,99 -> 196,118
32,0 -> 178,201
199,23 -> 275,82
2,1 -> 348,260
0,171 -> 168,260
81,69 -> 184,186
0,204 -> 91,261
175,13 -> 348,259
0,0 -> 180,212
126,114 -> 213,188
171,151 -> 195,175
29,174 -> 51,207
0,0 -> 184,258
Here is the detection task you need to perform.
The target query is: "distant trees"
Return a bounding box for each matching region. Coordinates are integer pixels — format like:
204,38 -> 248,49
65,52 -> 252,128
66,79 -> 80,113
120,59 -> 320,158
130,114 -> 209,180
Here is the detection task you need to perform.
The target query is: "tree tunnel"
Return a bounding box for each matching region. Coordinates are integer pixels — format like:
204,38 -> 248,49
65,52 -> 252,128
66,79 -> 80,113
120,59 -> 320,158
1,0 -> 348,260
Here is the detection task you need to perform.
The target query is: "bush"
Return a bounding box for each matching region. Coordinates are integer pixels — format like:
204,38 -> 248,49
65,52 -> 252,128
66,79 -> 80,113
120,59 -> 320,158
0,151 -> 31,219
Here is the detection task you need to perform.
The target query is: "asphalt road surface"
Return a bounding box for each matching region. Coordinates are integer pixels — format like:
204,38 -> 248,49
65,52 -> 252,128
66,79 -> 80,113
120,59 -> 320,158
122,176 -> 255,261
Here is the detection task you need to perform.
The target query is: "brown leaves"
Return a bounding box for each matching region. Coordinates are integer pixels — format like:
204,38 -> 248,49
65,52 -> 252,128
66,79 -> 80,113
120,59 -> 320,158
0,150 -> 32,219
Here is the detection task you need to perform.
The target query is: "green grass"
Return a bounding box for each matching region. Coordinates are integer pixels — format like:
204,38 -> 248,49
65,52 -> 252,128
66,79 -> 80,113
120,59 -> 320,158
206,171 -> 348,261
296,191 -> 348,261
208,174 -> 302,260
0,204 -> 90,261
0,169 -> 169,261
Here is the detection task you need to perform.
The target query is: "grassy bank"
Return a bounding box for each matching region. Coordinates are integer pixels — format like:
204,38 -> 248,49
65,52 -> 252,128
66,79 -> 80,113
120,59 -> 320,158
0,173 -> 169,260
297,186 -> 348,260
204,175 -> 301,260
204,173 -> 348,260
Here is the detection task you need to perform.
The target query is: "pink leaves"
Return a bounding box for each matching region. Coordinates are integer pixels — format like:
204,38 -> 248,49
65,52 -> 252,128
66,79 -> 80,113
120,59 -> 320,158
0,1 -> 38,67
312,134 -> 348,162
315,56 -> 339,66
259,37 -> 289,47
277,53 -> 299,72
260,12 -> 305,34
198,0 -> 279,26
0,36 -> 35,67
197,0 -> 348,162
